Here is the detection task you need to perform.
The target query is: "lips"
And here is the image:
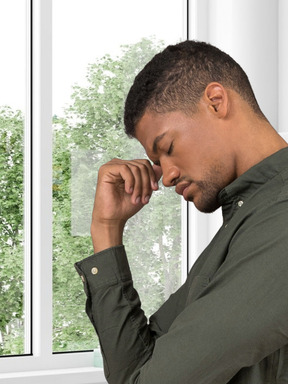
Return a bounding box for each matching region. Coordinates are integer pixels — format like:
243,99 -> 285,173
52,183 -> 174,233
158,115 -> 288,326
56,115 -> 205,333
175,182 -> 191,197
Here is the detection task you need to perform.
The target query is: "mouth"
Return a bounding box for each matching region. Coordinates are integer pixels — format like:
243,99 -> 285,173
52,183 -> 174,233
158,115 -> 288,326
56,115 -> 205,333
175,182 -> 192,199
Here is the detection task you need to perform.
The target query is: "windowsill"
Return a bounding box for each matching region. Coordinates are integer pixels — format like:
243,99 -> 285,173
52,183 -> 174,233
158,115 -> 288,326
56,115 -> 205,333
0,367 -> 106,384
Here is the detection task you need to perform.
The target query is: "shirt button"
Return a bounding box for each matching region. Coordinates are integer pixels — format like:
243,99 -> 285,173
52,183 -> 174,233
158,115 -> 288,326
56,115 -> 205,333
237,200 -> 244,207
91,267 -> 98,275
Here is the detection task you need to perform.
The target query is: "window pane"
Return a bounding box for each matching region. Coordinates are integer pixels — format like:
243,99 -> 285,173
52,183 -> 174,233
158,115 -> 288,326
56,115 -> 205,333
0,0 -> 29,356
52,0 -> 184,353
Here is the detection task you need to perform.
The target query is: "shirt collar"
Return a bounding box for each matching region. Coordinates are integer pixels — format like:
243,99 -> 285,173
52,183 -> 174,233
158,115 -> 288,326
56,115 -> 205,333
218,147 -> 288,221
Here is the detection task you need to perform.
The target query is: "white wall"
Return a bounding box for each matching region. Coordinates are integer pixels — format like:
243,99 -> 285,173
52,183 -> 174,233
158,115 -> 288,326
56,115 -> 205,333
187,0 -> 288,265
279,0 -> 288,137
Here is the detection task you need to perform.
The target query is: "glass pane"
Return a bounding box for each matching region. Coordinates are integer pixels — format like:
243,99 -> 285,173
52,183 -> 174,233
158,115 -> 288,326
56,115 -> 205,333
0,0 -> 28,356
52,0 -> 184,353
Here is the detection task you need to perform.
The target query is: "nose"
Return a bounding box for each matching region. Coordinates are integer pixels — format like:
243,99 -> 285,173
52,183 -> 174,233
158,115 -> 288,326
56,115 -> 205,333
162,163 -> 180,187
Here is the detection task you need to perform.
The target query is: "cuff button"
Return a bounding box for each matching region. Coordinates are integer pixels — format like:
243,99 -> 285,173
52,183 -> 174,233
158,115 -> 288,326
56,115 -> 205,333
91,267 -> 99,275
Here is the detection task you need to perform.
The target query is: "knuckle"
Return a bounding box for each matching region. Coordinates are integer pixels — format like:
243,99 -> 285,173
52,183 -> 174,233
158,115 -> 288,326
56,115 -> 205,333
121,163 -> 130,171
98,163 -> 107,174
143,159 -> 152,167
129,163 -> 141,174
139,159 -> 151,168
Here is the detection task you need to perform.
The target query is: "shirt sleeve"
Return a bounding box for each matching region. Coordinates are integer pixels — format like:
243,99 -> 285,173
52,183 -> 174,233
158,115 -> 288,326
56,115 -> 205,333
74,245 -> 181,382
75,200 -> 288,384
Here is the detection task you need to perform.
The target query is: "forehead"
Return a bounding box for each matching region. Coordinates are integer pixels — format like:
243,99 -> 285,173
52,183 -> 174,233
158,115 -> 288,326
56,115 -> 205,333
135,111 -> 178,147
135,110 -> 198,151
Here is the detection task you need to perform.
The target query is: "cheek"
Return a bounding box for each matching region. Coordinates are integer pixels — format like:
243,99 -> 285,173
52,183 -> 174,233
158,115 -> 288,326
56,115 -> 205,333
178,136 -> 225,179
181,150 -> 207,177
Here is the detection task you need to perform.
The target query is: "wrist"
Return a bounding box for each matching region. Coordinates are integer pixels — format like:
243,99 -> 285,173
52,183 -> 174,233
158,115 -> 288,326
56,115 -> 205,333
90,219 -> 125,253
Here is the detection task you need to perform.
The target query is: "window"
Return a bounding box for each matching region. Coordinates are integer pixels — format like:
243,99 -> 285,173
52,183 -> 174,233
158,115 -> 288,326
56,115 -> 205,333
0,0 -> 188,381
52,0 -> 186,354
0,0 -> 31,357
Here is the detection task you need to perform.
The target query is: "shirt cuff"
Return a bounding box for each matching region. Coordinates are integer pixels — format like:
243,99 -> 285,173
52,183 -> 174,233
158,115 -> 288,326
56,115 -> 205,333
74,245 -> 132,295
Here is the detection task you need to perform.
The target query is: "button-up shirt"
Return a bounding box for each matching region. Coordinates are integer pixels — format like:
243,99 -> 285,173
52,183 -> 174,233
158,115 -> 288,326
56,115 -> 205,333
75,147 -> 288,384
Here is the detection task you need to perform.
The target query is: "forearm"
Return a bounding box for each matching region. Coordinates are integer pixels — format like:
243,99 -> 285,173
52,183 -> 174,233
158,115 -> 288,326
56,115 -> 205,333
75,246 -> 156,383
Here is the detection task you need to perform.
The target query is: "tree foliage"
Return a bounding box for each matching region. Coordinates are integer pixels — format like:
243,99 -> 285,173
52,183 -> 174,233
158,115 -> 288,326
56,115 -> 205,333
52,37 -> 182,352
0,107 -> 25,355
0,38 -> 183,355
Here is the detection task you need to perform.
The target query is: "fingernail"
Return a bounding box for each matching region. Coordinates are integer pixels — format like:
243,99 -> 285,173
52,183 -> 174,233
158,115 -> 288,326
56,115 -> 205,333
135,196 -> 141,204
144,195 -> 150,203
153,181 -> 158,189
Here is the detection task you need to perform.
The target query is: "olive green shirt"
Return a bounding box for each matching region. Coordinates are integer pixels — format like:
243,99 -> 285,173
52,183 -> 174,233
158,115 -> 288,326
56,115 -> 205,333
75,148 -> 288,384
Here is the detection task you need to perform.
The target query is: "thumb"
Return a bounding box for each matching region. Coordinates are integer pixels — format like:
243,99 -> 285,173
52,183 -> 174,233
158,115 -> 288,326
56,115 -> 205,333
153,164 -> 162,182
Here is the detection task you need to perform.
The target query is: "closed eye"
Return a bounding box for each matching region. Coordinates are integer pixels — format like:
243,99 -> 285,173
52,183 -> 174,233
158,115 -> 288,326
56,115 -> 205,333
151,141 -> 173,166
168,142 -> 174,155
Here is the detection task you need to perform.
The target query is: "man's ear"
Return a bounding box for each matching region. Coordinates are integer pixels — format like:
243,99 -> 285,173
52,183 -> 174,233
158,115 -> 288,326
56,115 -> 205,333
204,82 -> 228,118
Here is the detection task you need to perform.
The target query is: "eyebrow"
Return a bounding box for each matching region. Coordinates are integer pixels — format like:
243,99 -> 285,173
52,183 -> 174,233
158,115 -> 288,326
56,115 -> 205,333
152,132 -> 167,154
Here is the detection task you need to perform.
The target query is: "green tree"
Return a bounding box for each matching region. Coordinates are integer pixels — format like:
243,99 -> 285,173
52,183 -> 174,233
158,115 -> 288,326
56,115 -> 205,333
52,37 -> 183,352
0,106 -> 25,355
0,38 -> 182,355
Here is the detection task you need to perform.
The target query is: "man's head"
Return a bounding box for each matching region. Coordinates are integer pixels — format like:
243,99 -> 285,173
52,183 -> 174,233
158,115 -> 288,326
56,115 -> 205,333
124,41 -> 284,213
124,40 -> 265,138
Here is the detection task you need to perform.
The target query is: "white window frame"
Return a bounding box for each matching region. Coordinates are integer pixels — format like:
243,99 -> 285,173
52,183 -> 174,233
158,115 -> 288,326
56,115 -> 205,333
2,0 -> 286,382
0,1 -> 189,383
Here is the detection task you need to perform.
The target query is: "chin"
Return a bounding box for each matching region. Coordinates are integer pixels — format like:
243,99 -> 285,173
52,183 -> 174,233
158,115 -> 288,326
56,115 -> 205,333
192,196 -> 220,214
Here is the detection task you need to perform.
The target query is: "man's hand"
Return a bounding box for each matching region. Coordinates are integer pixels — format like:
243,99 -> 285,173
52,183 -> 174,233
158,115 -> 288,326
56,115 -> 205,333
91,158 -> 162,253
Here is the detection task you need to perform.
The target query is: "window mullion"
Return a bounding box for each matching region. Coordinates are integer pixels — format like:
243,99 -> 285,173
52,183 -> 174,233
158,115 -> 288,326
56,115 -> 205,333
23,0 -> 32,356
32,0 -> 53,359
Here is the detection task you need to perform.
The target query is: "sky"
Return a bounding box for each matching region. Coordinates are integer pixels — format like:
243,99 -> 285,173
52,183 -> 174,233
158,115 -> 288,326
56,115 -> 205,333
0,0 -> 184,115
52,0 -> 184,115
0,0 -> 26,111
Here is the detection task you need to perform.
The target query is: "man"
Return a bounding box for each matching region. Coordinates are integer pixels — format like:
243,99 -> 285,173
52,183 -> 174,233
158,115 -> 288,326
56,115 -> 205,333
75,41 -> 288,383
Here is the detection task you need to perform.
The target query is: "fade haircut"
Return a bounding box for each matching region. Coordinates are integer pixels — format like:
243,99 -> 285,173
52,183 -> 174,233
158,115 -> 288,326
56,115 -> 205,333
124,40 -> 265,137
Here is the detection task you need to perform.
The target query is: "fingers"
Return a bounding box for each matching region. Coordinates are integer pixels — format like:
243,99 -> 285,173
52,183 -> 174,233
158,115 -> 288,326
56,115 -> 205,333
121,159 -> 159,205
128,160 -> 154,205
104,158 -> 159,205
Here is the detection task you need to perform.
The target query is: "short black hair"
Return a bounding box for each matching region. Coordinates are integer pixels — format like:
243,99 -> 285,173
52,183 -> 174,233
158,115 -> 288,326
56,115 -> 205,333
124,40 -> 265,137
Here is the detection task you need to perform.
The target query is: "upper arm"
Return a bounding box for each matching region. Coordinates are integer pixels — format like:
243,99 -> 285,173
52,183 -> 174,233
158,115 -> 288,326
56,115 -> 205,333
130,200 -> 288,384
